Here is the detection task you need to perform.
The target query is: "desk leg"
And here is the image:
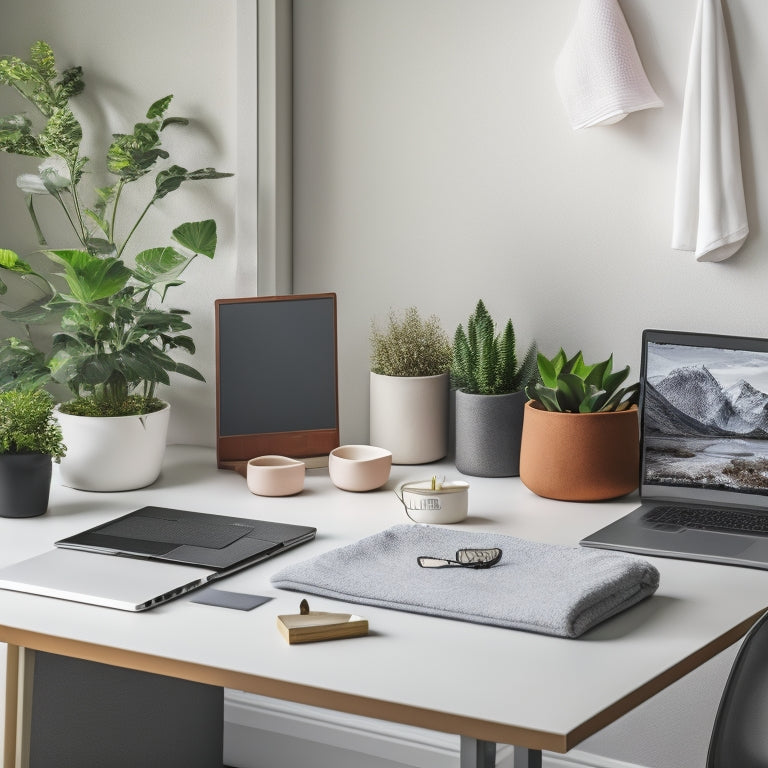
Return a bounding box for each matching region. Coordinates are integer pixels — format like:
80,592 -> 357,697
513,746 -> 542,768
459,736 -> 496,767
3,646 -> 34,768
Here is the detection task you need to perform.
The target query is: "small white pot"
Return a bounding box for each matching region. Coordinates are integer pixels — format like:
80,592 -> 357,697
395,479 -> 469,524
369,372 -> 449,465
55,402 -> 171,492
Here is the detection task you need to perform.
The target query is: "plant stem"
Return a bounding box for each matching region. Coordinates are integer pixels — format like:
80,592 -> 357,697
118,198 -> 154,258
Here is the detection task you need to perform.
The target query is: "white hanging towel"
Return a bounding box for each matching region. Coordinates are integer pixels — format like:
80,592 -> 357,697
555,0 -> 663,130
671,0 -> 748,262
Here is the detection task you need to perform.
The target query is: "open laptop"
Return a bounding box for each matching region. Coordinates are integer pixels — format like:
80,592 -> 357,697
0,506 -> 316,610
581,329 -> 768,570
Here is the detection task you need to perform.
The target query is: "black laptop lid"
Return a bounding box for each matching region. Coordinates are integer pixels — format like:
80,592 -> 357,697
640,329 -> 768,512
56,506 -> 317,571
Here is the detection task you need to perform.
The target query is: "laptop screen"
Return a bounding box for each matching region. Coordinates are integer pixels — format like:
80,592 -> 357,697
640,330 -> 768,510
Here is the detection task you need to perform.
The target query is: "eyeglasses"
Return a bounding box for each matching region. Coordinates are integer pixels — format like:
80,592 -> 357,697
417,547 -> 502,570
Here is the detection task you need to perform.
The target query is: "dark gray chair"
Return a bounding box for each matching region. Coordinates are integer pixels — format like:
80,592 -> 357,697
707,610 -> 768,767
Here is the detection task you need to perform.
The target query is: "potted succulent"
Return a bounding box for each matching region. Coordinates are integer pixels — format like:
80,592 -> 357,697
451,299 -> 537,477
0,388 -> 65,517
521,348 -> 640,501
369,306 -> 453,464
0,42 -> 232,491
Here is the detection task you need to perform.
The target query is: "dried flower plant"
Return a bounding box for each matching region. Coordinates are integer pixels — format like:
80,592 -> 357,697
370,307 -> 452,378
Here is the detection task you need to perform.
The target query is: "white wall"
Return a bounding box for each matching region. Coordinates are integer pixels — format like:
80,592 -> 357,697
290,1 -> 768,766
292,0 -> 768,446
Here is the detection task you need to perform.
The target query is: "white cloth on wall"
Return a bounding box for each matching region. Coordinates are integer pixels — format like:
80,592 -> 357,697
671,0 -> 748,262
555,0 -> 663,130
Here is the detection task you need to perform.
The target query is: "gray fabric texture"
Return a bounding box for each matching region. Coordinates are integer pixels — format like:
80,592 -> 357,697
270,524 -> 660,638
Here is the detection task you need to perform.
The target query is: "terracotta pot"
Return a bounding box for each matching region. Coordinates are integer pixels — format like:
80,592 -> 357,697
519,401 -> 639,501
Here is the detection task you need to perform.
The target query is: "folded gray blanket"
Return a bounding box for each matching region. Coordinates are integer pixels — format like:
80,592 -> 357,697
270,524 -> 660,638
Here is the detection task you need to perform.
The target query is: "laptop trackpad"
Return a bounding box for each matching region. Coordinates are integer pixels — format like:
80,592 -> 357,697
679,530 -> 754,556
737,539 -> 768,561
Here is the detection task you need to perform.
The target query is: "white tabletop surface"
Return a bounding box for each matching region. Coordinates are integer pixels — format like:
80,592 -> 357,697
1,445 -> 767,753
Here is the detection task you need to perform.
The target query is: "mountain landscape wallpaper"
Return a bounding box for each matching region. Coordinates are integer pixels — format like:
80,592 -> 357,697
643,342 -> 768,494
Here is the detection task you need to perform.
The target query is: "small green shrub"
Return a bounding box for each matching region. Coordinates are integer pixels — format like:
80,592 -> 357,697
0,389 -> 65,459
525,349 -> 640,413
451,299 -> 536,395
370,307 -> 453,377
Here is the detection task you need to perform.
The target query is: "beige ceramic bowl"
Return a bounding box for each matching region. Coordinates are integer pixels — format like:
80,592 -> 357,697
247,455 -> 306,497
328,445 -> 392,492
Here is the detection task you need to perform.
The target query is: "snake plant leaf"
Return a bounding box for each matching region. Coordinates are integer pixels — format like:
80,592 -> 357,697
530,349 -> 639,413
558,372 -> 589,412
585,356 -> 611,389
531,384 -> 561,412
172,219 -> 218,259
537,352 -> 559,389
602,365 -> 630,395
580,387 -> 607,413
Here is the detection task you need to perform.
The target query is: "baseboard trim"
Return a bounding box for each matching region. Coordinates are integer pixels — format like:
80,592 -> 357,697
224,691 -> 645,768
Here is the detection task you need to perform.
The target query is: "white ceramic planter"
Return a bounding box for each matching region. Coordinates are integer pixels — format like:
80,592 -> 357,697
55,402 -> 171,491
369,372 -> 449,465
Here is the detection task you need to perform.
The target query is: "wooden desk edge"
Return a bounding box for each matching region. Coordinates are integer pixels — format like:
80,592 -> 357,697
1,609 -> 763,763
565,608 -> 766,750
0,626 -> 567,755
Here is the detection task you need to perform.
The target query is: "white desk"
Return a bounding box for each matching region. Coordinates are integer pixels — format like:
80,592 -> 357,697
2,446 -> 767,767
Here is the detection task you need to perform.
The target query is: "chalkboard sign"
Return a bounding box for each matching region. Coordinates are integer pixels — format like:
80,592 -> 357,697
215,294 -> 339,474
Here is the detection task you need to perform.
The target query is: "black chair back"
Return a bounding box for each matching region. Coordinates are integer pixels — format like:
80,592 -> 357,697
707,610 -> 768,767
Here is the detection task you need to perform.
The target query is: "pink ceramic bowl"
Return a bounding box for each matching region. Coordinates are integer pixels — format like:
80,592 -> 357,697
247,455 -> 306,496
328,445 -> 392,492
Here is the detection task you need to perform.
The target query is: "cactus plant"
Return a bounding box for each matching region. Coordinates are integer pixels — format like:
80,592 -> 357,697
451,299 -> 537,395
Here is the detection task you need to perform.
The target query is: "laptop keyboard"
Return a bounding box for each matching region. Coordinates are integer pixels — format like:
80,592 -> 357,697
646,505 -> 768,537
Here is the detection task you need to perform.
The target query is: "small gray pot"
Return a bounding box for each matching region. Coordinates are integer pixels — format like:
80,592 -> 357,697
454,389 -> 527,477
0,453 -> 53,518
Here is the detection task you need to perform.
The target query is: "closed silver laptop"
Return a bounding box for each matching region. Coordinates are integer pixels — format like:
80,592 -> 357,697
0,506 -> 316,610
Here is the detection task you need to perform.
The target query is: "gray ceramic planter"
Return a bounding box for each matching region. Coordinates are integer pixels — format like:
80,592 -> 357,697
0,453 -> 52,518
454,389 -> 527,477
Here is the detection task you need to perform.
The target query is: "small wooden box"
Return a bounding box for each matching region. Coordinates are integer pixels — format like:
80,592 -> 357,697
277,610 -> 368,644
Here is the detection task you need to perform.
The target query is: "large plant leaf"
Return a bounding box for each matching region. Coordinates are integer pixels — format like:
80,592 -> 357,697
146,95 -> 173,120
0,248 -> 31,274
169,361 -> 205,381
0,337 -> 52,391
172,219 -> 217,258
134,247 -> 190,300
44,250 -> 131,303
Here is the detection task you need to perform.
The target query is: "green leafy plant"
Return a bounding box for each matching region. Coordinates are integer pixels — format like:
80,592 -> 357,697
525,349 -> 640,413
0,389 -> 65,460
451,299 -> 537,395
370,307 -> 452,377
0,41 -> 233,416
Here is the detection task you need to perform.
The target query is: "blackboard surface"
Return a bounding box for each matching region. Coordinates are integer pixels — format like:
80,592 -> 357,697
215,294 -> 339,472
